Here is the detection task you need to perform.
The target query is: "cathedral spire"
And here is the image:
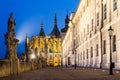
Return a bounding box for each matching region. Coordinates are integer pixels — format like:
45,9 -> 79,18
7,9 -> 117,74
39,21 -> 45,37
61,11 -> 70,32
54,13 -> 57,26
49,13 -> 60,38
65,10 -> 69,28
25,33 -> 28,54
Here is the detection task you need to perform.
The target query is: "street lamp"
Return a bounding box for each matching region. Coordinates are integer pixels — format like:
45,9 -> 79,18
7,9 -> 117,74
31,53 -> 36,60
108,26 -> 113,75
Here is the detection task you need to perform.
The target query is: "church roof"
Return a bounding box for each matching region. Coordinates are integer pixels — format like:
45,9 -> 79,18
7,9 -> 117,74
61,27 -> 68,32
61,13 -> 70,32
39,21 -> 46,37
49,14 -> 61,38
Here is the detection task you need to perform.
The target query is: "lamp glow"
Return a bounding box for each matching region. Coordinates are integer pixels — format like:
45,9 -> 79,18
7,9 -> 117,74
31,54 -> 36,59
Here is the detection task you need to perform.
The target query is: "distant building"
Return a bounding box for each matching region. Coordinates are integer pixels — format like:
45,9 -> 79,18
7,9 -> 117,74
62,0 -> 120,69
26,14 -> 62,67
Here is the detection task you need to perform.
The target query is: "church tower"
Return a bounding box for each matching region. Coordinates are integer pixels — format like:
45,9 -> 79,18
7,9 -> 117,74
38,21 -> 46,52
61,12 -> 70,41
49,13 -> 61,38
47,13 -> 61,67
39,21 -> 46,37
25,34 -> 30,62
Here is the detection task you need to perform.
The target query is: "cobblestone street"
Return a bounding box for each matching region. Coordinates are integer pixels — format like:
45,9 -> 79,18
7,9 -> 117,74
1,67 -> 120,80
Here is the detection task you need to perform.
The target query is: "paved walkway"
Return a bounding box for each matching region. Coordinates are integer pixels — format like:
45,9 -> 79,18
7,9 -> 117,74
1,67 -> 120,80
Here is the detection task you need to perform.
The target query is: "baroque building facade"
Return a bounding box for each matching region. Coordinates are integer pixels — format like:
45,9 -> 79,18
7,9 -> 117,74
26,14 -> 62,67
62,0 -> 120,69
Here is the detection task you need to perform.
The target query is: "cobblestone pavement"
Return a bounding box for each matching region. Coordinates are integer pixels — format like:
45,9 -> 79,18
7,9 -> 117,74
1,67 -> 120,80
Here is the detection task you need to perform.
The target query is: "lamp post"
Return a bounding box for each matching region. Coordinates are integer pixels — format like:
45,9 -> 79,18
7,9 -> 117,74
108,26 -> 113,75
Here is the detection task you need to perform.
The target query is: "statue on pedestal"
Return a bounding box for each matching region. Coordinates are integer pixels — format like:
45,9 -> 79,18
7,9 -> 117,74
5,13 -> 19,75
5,12 -> 19,59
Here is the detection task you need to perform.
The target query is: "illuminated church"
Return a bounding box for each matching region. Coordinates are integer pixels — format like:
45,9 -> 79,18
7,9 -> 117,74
25,14 -> 63,67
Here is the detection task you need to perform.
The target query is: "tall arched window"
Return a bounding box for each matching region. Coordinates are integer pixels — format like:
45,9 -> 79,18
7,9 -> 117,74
91,47 -> 93,57
113,35 -> 116,52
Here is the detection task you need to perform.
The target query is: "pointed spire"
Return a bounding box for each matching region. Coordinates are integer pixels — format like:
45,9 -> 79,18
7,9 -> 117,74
25,33 -> 30,62
61,10 -> 70,32
25,33 -> 27,46
25,33 -> 29,44
25,33 -> 28,53
49,13 -> 61,38
25,33 -> 28,44
39,21 -> 45,37
41,20 -> 44,28
66,9 -> 69,18
54,13 -> 57,27
65,10 -> 69,28
26,33 -> 28,39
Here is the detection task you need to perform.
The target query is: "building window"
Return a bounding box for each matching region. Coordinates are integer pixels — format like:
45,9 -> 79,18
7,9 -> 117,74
91,47 -> 93,58
80,53 -> 82,60
97,13 -> 99,26
96,44 -> 99,56
86,49 -> 88,59
83,51 -> 85,60
113,35 -> 116,52
87,0 -> 88,7
68,57 -> 71,65
83,6 -> 85,13
87,24 -> 89,34
104,4 -> 107,20
84,28 -> 86,37
113,0 -> 117,11
91,19 -> 93,31
95,26 -> 97,34
50,55 -> 52,59
103,40 -> 106,54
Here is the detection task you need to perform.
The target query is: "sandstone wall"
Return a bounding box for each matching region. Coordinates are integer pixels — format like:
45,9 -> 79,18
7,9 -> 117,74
0,60 -> 10,77
0,59 -> 43,77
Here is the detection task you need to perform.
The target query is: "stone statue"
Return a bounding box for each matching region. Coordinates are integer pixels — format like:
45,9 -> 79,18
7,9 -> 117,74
5,12 -> 19,59
8,12 -> 16,32
5,12 -> 19,75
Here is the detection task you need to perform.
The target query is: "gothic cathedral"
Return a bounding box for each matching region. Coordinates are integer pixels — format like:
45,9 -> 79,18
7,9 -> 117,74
25,13 -> 69,67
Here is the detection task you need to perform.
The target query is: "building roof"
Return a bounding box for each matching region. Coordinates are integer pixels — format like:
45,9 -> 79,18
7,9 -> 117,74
39,21 -> 46,37
61,13 -> 70,32
49,13 -> 61,38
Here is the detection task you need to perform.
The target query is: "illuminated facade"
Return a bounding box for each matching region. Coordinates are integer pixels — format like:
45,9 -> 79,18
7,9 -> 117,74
26,14 -> 62,67
62,0 -> 120,69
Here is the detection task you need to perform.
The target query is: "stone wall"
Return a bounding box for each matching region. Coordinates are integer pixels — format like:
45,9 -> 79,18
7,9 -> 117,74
19,62 -> 32,73
0,59 -> 43,77
0,60 -> 10,77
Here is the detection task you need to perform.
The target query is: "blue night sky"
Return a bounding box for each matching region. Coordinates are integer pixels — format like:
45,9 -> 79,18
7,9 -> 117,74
0,0 -> 80,59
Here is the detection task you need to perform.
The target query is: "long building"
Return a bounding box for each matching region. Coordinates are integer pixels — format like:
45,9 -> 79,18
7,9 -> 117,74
62,0 -> 120,69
